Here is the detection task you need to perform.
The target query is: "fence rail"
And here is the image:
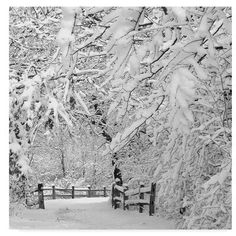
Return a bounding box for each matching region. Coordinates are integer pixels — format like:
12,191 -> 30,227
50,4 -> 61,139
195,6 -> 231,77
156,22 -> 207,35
30,184 -> 111,209
111,181 -> 156,216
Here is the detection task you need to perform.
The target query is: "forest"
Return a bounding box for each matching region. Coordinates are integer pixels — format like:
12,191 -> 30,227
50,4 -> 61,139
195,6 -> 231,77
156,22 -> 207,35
9,7 -> 231,229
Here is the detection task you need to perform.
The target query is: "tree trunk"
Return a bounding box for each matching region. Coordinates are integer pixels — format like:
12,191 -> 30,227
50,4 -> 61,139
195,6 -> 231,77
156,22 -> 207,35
112,153 -> 123,185
60,150 -> 66,177
90,96 -> 123,184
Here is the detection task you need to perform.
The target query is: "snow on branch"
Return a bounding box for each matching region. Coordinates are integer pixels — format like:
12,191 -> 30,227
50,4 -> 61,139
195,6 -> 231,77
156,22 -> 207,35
203,163 -> 231,189
103,96 -> 165,155
74,91 -> 91,116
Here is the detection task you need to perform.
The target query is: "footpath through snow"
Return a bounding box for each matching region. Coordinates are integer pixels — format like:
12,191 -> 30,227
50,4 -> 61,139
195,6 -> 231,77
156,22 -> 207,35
10,197 -> 176,229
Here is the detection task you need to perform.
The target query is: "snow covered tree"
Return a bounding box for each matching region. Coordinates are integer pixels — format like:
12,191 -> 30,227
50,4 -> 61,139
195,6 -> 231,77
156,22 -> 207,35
89,7 -> 232,228
9,6 -> 231,229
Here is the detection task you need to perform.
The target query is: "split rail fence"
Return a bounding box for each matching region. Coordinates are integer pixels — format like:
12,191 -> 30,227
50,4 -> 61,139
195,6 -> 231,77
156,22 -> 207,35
29,181 -> 156,216
31,183 -> 110,209
111,181 -> 156,216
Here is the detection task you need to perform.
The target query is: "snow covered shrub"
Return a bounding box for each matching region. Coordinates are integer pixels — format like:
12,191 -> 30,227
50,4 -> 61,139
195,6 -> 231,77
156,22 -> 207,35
9,202 -> 26,217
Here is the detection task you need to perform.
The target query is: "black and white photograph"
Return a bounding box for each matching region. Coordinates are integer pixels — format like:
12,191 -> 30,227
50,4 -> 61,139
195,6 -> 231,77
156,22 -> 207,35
8,4 -> 232,230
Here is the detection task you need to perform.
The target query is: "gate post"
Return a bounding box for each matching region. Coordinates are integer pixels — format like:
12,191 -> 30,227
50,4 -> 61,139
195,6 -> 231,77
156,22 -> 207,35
38,183 -> 45,209
149,183 -> 156,216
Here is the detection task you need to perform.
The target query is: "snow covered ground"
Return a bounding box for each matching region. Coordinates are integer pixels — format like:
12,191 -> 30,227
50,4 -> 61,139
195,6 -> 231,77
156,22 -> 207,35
10,197 -> 176,229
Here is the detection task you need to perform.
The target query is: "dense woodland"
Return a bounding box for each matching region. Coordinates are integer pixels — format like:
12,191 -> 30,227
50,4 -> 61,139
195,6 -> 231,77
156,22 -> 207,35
9,7 -> 231,229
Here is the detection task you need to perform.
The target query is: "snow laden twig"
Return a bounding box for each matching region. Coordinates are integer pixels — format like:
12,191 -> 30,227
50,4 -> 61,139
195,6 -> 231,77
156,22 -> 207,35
100,8 -> 146,88
74,90 -> 91,116
72,27 -> 108,54
63,57 -> 77,102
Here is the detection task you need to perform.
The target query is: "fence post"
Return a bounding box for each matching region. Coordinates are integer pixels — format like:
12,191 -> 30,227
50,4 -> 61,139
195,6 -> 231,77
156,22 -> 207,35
72,186 -> 74,199
114,178 -> 121,209
123,184 -> 128,210
149,183 -> 156,216
111,183 -> 115,208
38,183 -> 45,209
139,182 -> 144,213
52,185 -> 56,199
103,186 -> 107,197
125,185 -> 129,210
87,185 -> 91,198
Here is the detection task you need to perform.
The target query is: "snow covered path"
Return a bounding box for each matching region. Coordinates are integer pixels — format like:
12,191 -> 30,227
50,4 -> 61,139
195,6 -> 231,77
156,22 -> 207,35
10,197 -> 176,229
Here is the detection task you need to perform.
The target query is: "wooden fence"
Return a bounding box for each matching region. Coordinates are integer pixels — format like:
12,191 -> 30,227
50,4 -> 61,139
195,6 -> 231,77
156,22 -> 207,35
111,181 -> 156,216
32,183 -> 110,209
